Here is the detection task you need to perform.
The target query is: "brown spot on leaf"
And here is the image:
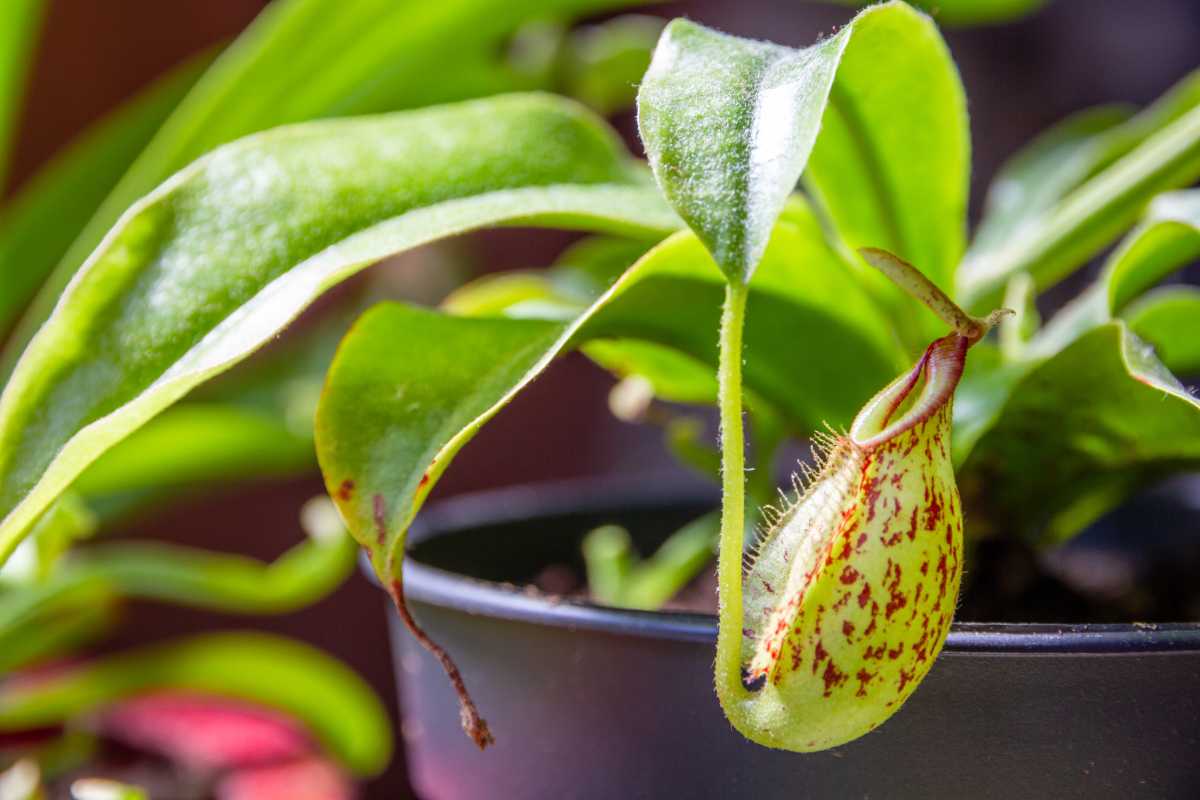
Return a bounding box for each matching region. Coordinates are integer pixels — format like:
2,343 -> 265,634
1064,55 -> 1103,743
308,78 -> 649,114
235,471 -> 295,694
925,491 -> 943,531
855,668 -> 874,697
812,640 -> 829,676
336,479 -> 354,501
821,659 -> 847,696
372,494 -> 388,546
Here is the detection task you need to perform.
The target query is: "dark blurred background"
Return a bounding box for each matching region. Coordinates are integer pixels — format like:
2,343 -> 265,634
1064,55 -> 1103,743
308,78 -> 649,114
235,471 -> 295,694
8,1 -> 1199,796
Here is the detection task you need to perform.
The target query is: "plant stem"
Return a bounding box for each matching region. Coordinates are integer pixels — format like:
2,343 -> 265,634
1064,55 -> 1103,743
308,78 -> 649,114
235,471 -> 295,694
715,280 -> 749,705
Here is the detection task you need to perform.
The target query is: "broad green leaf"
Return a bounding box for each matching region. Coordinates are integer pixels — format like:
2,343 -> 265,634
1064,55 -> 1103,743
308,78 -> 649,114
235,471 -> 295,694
636,17 -> 844,281
0,0 -> 43,193
957,191 -> 1200,499
804,2 -> 968,310
967,69 -> 1200,277
968,106 -> 1133,262
959,70 -> 1200,310
0,56 -> 206,332
834,0 -> 1045,25
2,0 -> 648,373
453,197 -> 907,418
1025,189 -> 1200,361
637,4 -> 964,290
0,632 -> 392,776
448,208 -> 905,423
638,4 -> 966,346
317,221 -> 901,576
1124,286 -> 1200,375
72,308 -> 348,523
0,93 -> 680,563
960,322 -> 1200,544
1105,190 -> 1200,311
317,303 -> 563,578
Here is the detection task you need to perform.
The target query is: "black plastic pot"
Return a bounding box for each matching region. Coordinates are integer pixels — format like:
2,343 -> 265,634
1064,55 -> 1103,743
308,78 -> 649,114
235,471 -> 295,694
383,481 -> 1200,799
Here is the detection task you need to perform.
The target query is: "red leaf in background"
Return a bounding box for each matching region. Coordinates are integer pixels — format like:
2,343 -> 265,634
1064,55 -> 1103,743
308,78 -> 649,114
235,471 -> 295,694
217,757 -> 355,800
97,693 -> 313,771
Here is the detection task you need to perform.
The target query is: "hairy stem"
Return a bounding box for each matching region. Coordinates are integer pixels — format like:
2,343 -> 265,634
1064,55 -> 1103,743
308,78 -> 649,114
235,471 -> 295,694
715,281 -> 750,706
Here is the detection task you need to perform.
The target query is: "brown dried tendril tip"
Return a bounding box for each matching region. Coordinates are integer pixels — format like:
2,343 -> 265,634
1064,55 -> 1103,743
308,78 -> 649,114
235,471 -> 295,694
387,578 -> 494,749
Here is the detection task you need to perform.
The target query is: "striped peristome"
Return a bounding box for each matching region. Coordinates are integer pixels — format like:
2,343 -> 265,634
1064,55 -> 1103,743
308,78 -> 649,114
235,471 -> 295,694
736,334 -> 966,751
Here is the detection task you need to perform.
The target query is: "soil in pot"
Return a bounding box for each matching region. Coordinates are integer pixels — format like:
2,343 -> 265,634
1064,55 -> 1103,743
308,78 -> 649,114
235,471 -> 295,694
513,477 -> 1200,624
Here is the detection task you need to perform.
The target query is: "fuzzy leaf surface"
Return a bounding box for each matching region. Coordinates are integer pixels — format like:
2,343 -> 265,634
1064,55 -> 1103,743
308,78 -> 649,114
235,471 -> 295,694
2,0 -> 649,371
0,94 -> 679,562
637,2 -> 966,297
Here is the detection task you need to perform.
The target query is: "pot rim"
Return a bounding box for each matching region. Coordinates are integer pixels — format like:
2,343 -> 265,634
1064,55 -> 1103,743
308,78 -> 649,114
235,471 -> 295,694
391,478 -> 1200,654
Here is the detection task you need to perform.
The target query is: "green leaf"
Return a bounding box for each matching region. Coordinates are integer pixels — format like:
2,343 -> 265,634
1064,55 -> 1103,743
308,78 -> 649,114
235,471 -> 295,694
0,576 -> 117,674
968,70 -> 1200,277
833,0 -> 1046,25
636,17 -> 843,281
1124,286 -> 1200,375
588,339 -> 718,406
803,2 -> 968,308
0,93 -> 680,563
0,0 -> 43,192
959,69 -> 1200,309
582,512 -> 717,610
1105,190 -> 1200,311
66,498 -> 355,614
0,632 -> 392,776
968,106 -> 1134,263
0,55 -> 206,333
2,0 -> 649,373
0,498 -> 354,670
318,220 -> 901,575
73,308 -> 349,522
446,209 -> 905,429
637,2 -> 967,346
1025,189 -> 1200,361
559,15 -> 664,115
73,403 -> 314,520
960,322 -> 1200,544
957,190 -> 1200,498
